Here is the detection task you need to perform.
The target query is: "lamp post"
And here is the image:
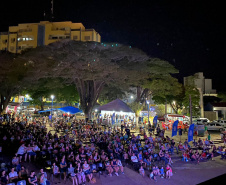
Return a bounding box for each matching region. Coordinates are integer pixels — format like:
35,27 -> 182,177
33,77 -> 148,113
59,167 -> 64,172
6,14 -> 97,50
51,95 -> 54,123
147,100 -> 150,124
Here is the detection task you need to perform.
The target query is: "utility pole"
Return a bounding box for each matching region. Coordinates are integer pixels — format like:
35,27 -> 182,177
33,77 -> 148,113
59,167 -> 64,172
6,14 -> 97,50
51,0 -> 54,20
165,100 -> 167,124
189,95 -> 192,125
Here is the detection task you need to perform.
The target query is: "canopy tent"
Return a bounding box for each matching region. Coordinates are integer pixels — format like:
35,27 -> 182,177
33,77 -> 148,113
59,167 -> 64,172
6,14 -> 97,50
58,106 -> 82,114
97,99 -> 135,125
38,108 -> 57,113
97,99 -> 134,113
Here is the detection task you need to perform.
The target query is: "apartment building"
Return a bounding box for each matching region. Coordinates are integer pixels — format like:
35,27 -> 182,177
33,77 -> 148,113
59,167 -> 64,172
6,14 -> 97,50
0,21 -> 101,53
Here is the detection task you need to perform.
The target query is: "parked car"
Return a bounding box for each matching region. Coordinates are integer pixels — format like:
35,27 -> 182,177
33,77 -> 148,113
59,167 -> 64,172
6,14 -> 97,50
193,118 -> 210,125
206,122 -> 225,131
218,120 -> 226,127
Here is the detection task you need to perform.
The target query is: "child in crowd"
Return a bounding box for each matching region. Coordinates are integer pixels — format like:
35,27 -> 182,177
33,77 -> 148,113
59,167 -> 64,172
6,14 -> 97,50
160,167 -> 165,178
166,164 -> 173,179
139,166 -> 145,177
182,151 -> 189,162
150,171 -> 157,181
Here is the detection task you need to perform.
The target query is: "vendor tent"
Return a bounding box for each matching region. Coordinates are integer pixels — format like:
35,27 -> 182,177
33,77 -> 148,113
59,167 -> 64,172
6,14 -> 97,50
58,106 -> 82,114
97,99 -> 134,113
38,108 -> 57,113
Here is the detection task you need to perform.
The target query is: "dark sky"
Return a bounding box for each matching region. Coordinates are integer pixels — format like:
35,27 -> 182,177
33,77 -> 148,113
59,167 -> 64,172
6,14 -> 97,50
1,0 -> 225,91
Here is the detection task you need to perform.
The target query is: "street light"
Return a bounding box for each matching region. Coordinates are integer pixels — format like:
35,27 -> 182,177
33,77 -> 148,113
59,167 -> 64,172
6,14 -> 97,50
51,95 -> 54,123
147,100 -> 150,124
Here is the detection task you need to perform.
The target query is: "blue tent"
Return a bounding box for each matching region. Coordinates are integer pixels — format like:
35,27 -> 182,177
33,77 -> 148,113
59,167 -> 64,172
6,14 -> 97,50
58,106 -> 82,114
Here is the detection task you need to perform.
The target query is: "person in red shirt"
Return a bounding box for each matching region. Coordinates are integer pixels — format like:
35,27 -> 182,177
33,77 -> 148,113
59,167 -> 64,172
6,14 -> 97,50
200,151 -> 207,160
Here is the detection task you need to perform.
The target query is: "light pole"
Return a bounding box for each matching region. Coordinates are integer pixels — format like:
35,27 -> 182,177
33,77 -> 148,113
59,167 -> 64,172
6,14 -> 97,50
147,100 -> 150,124
51,95 -> 54,123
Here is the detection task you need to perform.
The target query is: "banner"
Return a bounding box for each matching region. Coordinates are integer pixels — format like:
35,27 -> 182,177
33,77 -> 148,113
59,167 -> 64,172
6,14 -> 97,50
153,116 -> 158,128
188,124 -> 195,142
172,120 -> 179,137
112,113 -> 115,125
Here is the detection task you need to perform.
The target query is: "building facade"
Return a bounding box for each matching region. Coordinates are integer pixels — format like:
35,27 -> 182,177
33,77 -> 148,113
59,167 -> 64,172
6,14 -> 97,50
184,72 -> 217,117
0,21 -> 101,53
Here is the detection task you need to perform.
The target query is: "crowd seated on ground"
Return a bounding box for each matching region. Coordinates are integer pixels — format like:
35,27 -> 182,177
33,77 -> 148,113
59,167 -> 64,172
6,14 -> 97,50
0,116 -> 225,185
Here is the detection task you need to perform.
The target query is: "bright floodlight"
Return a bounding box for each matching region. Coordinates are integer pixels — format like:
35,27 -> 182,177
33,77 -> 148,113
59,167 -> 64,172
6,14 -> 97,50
131,95 -> 134,99
95,109 -> 97,112
51,95 -> 54,100
147,100 -> 150,104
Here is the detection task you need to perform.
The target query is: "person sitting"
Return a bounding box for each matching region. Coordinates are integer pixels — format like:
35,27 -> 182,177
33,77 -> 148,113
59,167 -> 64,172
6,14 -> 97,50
60,156 -> 67,181
165,164 -> 173,179
26,144 -> 37,162
18,166 -> 28,180
200,151 -> 207,160
178,143 -> 184,153
105,157 -> 113,176
160,167 -> 165,178
153,166 -> 160,176
143,158 -> 151,170
221,149 -> 226,159
164,151 -> 173,164
131,153 -> 140,170
68,163 -> 78,185
39,173 -> 46,185
9,167 -> 18,183
193,151 -> 201,164
16,144 -> 27,163
75,163 -> 86,185
139,166 -> 145,177
149,171 -> 157,181
83,160 -> 93,182
1,170 -> 9,185
117,159 -> 124,174
182,151 -> 189,162
12,154 -> 21,172
111,158 -> 119,176
28,171 -> 38,185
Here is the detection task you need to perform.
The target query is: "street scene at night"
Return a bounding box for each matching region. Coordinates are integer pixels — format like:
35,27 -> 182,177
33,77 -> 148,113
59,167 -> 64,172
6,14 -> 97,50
0,1 -> 226,185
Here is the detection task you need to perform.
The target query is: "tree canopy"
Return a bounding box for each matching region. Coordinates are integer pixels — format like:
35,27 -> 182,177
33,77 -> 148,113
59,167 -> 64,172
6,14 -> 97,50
20,40 -> 178,118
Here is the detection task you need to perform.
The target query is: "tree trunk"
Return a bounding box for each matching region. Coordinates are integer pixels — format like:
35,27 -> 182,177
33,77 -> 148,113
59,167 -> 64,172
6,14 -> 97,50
136,87 -> 149,104
76,79 -> 105,120
40,97 -> 44,110
169,102 -> 178,114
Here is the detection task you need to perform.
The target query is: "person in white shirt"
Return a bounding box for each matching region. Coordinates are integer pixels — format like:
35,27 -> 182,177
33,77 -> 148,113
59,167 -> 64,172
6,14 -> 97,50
9,167 -> 18,182
17,144 -> 27,162
131,153 -> 138,163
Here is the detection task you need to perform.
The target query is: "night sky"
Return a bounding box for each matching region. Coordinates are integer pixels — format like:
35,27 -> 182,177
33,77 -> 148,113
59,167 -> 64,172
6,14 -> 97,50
1,0 -> 225,91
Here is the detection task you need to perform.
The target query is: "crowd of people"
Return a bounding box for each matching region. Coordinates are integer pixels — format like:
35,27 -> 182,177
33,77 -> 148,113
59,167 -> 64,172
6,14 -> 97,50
0,115 -> 225,185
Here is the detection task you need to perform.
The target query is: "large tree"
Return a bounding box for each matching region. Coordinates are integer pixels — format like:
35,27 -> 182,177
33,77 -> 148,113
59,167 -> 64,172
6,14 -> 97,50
0,52 -> 30,113
21,40 -> 176,119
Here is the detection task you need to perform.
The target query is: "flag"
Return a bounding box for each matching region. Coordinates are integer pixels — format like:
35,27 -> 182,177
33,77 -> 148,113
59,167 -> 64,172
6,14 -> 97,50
172,120 -> 179,137
188,124 -> 195,142
153,116 -> 158,128
112,113 -> 115,125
